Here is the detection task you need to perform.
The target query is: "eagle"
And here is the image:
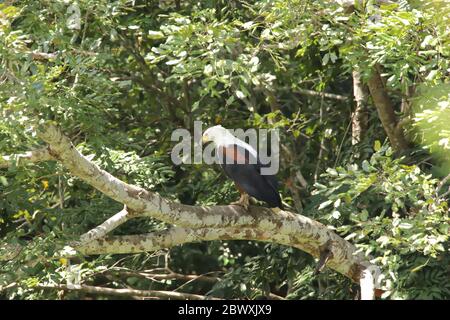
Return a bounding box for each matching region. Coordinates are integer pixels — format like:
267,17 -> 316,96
202,125 -> 283,210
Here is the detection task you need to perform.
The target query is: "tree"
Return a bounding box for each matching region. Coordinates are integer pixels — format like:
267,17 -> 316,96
0,0 -> 449,300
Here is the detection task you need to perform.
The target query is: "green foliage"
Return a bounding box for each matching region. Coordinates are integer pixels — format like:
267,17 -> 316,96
1,0 -> 449,300
310,144 -> 449,298
412,83 -> 450,174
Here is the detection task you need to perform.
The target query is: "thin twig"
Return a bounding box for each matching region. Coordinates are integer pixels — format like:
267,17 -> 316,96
36,283 -> 220,300
114,269 -> 221,284
436,173 -> 450,198
296,88 -> 349,101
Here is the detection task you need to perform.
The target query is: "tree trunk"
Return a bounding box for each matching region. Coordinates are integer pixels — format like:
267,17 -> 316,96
352,70 -> 369,145
366,67 -> 409,153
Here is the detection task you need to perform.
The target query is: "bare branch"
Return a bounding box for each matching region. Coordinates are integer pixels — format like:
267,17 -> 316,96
436,172 -> 450,198
314,240 -> 333,275
295,171 -> 308,189
31,122 -> 381,290
29,50 -> 97,61
73,224 -> 376,287
0,282 -> 18,293
296,88 -> 349,101
115,270 -> 221,284
75,226 -> 271,256
0,148 -> 53,168
77,205 -> 135,245
30,51 -> 57,60
36,283 -> 218,300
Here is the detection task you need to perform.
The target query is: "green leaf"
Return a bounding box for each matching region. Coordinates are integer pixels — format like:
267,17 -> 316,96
148,30 -> 165,39
318,200 -> 332,210
331,210 -> 341,219
322,53 -> 330,65
374,140 -> 381,152
0,176 -> 8,186
334,198 -> 341,208
235,90 -> 246,99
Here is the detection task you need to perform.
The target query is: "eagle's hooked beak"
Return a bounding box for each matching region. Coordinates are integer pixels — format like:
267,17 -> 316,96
202,135 -> 210,143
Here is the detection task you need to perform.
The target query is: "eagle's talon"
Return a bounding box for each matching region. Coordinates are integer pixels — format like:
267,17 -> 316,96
231,193 -> 250,211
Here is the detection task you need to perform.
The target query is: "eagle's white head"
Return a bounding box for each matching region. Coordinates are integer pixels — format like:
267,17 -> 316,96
202,125 -> 258,159
202,125 -> 234,146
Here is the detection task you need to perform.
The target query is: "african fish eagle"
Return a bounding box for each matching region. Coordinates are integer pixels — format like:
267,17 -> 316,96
202,125 -> 283,210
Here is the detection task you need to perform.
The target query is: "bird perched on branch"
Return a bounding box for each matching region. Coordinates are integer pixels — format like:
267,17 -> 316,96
202,125 -> 283,211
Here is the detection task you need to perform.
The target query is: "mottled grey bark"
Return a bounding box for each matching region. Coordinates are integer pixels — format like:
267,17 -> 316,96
37,284 -> 217,300
0,148 -> 52,168
352,70 -> 369,145
1,122 -> 382,297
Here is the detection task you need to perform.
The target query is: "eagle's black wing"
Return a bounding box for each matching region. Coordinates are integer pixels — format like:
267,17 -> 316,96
218,144 -> 282,208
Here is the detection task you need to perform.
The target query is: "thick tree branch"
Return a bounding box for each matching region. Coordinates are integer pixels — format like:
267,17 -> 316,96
78,205 -> 136,245
76,227 -> 274,256
72,211 -> 376,287
366,67 -> 409,152
6,122 -> 381,296
37,283 -> 218,300
0,148 -> 53,168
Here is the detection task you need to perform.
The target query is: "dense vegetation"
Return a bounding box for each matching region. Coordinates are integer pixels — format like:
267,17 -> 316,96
0,0 -> 449,300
